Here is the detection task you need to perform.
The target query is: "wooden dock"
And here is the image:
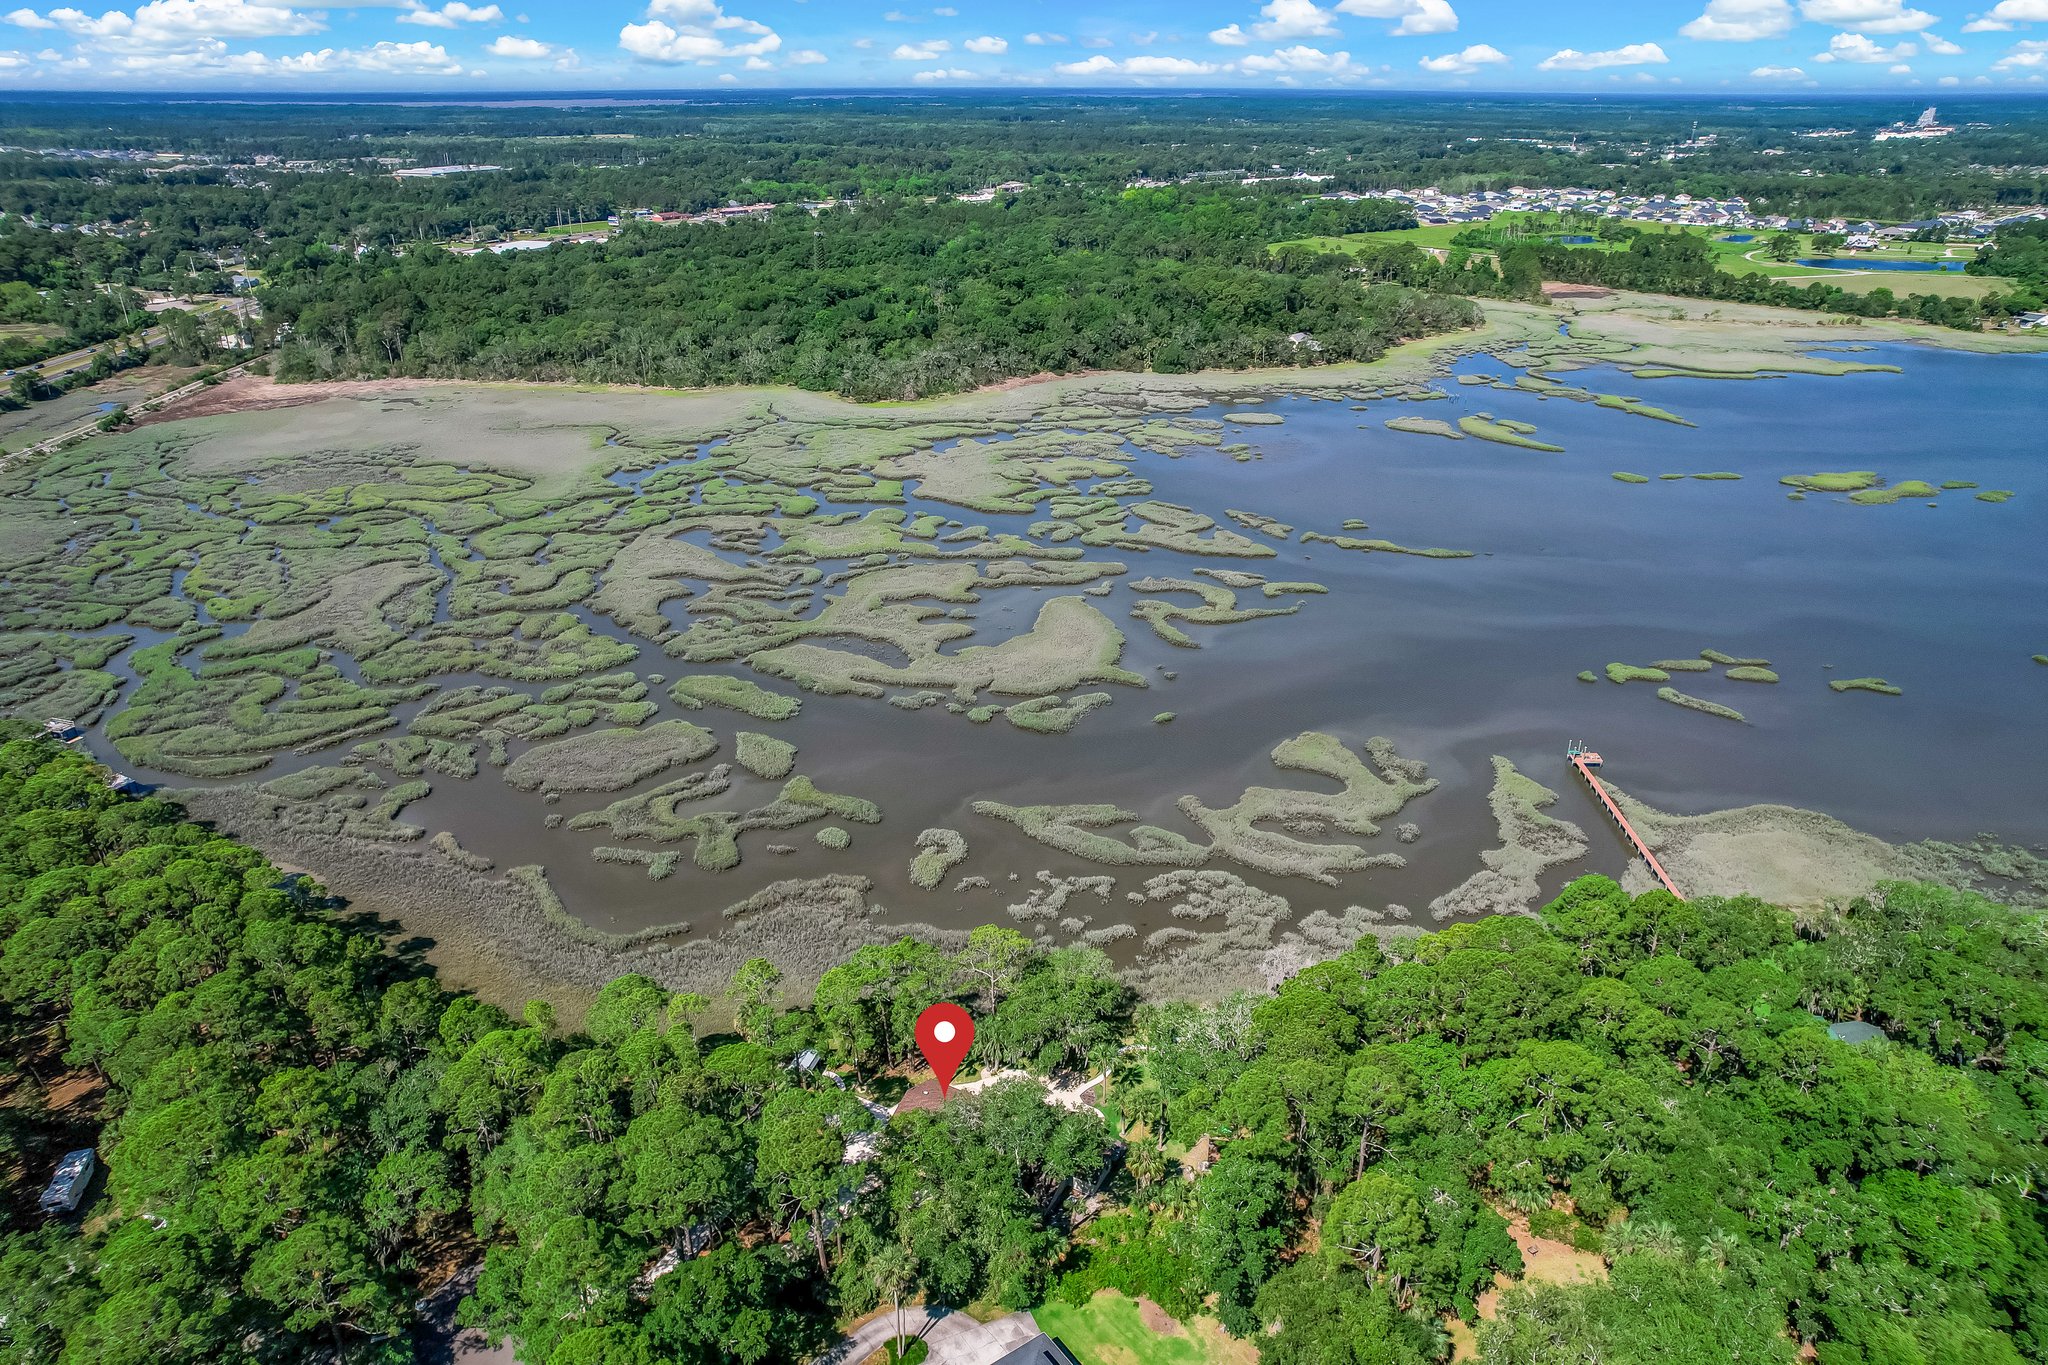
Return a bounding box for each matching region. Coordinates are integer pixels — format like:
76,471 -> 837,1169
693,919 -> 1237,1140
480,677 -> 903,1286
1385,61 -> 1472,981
1566,743 -> 1684,899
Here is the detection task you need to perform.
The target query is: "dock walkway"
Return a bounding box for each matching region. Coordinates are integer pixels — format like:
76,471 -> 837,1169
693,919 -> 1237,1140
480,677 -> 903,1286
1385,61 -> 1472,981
1566,743 -> 1683,899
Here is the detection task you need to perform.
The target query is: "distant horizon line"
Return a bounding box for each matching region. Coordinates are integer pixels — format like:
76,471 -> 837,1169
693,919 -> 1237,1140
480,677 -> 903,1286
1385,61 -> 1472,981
2,86 -> 2040,104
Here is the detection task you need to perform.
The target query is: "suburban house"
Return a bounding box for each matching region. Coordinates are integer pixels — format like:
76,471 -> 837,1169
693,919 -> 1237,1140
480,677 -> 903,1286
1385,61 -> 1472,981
989,1334 -> 1082,1365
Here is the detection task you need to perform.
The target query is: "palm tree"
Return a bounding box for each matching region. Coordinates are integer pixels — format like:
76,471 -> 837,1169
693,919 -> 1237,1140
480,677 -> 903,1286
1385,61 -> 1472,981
866,1242 -> 917,1355
1604,1216 -> 1683,1261
1698,1228 -> 1741,1270
1126,1140 -> 1169,1194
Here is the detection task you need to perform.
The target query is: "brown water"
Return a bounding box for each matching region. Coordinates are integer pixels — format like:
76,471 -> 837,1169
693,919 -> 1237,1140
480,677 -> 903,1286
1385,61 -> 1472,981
70,343 -> 2048,945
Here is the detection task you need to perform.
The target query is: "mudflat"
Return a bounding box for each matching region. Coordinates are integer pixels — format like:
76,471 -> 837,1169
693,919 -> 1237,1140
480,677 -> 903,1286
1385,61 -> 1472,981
5,291 -> 2043,1004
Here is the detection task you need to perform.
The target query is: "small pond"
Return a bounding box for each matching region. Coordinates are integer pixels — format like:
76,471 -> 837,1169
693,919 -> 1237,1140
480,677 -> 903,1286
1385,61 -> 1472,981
1797,257 -> 1964,273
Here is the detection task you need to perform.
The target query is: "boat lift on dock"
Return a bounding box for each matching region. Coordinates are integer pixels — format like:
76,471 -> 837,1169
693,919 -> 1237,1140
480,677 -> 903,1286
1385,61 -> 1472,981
1566,742 -> 1684,899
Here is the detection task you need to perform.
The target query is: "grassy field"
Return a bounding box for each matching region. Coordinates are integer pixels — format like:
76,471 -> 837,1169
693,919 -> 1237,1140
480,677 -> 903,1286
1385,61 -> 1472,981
1032,1292 -> 1257,1365
1277,215 -> 2004,294
1280,221 -> 1474,253
1817,268 -> 2000,299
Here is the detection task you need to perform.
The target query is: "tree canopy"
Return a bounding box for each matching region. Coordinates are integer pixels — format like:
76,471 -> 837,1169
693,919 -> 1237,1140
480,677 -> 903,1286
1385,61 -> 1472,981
0,729 -> 2042,1364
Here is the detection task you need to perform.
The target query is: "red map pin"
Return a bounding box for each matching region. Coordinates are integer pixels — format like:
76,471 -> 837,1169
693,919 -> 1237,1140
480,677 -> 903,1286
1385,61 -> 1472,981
914,1003 -> 975,1098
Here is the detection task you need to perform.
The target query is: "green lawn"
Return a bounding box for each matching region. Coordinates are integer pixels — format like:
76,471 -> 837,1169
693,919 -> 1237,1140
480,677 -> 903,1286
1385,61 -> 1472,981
544,219 -> 615,235
1033,1292 -> 1256,1365
1815,268 -> 2001,299
1276,215 -> 2009,296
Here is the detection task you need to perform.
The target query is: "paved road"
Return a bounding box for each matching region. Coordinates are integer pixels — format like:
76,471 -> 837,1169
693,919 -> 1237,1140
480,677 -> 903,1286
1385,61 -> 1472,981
818,1307 -> 1043,1365
15,299 -> 248,383
28,330 -> 164,383
411,1263 -> 518,1365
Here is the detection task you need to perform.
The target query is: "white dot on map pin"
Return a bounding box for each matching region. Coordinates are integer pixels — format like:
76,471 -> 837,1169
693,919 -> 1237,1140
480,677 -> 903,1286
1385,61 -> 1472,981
917,1005 -> 974,1097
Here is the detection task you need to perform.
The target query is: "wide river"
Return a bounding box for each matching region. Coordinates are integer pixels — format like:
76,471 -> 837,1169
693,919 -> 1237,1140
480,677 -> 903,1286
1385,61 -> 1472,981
70,341 -> 2048,942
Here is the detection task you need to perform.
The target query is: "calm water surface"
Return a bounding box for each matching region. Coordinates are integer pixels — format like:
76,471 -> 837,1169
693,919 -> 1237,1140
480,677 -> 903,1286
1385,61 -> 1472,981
76,343 -> 2048,938
1796,257 -> 1965,272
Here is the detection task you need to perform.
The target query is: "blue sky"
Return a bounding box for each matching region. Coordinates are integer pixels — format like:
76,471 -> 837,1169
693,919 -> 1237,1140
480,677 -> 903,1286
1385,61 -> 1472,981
2,0 -> 2046,91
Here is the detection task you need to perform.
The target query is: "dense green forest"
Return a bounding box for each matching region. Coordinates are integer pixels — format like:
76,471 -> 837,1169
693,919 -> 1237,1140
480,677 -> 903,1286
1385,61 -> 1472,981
257,189 -> 2037,401
5,93 -> 2046,225
1973,219 -> 2048,301
1,731 -> 2042,1364
259,189 -> 1480,399
4,92 -> 2046,386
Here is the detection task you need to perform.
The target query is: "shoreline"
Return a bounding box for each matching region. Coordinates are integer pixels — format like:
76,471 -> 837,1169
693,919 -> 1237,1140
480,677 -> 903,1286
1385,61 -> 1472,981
127,289 -> 2048,443
16,289 -> 2046,1009
174,759 -> 2042,1016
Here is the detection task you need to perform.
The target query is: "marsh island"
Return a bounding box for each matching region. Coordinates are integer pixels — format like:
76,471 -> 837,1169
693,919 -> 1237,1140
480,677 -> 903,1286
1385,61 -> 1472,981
4,291 -> 2044,1005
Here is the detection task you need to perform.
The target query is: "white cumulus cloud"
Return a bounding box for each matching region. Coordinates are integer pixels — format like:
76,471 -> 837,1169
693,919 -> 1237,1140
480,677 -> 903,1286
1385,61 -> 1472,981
787,47 -> 825,62
339,38 -> 464,72
1962,0 -> 2048,29
1335,0 -> 1457,35
1210,0 -> 1341,44
7,0 -> 324,50
1056,52 -> 1220,74
891,38 -> 948,58
1241,42 -> 1353,70
1680,0 -> 1793,40
1023,31 -> 1066,43
1251,0 -> 1339,37
1922,30 -> 1964,50
963,34 -> 1005,52
485,33 -> 552,56
1991,36 -> 2048,63
1750,62 -> 1808,74
619,0 -> 779,63
1417,40 -> 1505,71
1538,41 -> 1668,69
1799,0 -> 1935,32
911,65 -> 974,79
1125,53 -> 1224,73
131,39 -> 463,76
398,1 -> 502,28
1813,30 -> 1917,58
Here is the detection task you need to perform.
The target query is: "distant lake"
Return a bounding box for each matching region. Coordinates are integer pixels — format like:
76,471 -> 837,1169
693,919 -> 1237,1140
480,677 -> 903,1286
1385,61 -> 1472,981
1798,257 -> 1964,272
1554,235 -> 1597,244
1722,234 -> 1757,243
